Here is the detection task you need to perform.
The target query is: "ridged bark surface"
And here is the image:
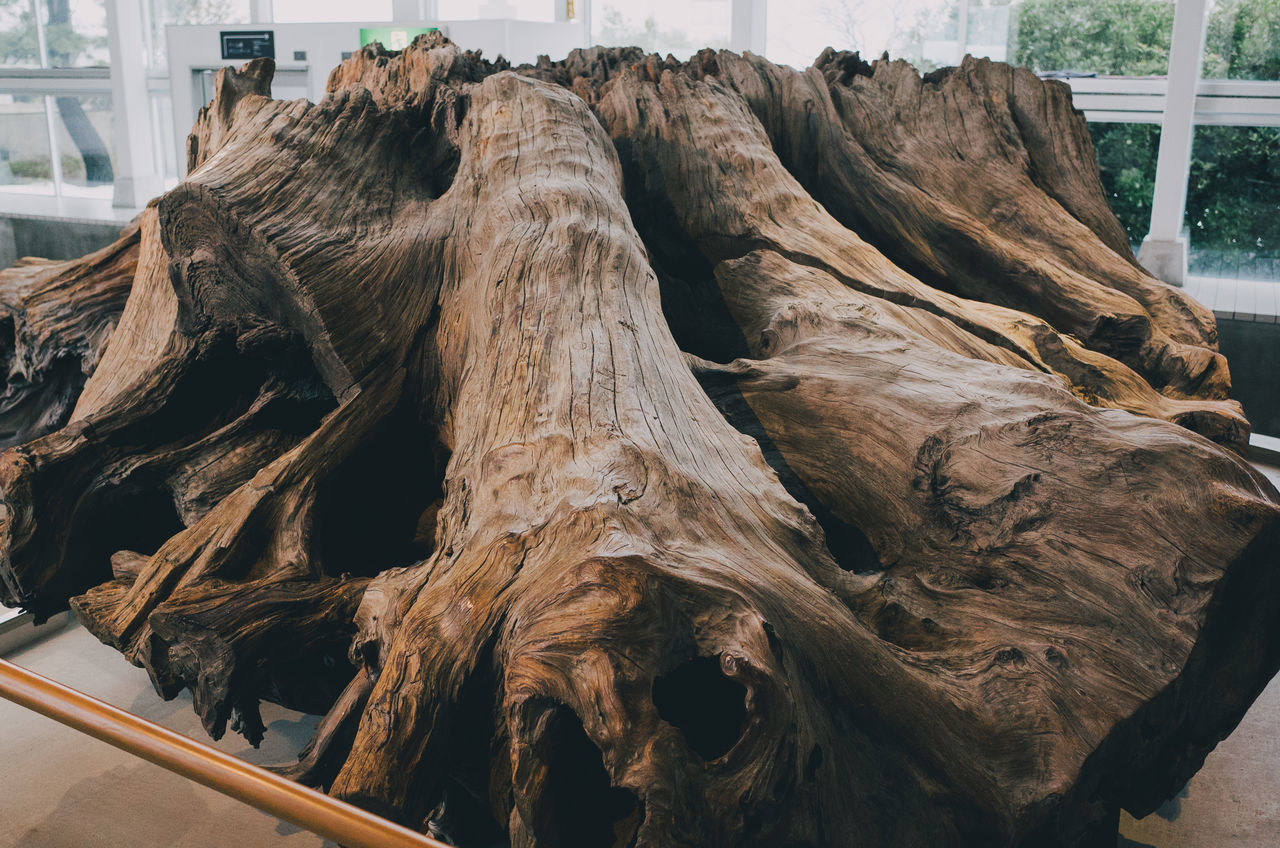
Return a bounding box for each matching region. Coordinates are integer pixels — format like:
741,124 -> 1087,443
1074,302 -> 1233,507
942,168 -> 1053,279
1,36 -> 1277,848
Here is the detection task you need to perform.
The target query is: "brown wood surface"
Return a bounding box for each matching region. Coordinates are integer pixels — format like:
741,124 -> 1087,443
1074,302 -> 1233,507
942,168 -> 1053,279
0,220 -> 137,448
1,35 -> 1278,847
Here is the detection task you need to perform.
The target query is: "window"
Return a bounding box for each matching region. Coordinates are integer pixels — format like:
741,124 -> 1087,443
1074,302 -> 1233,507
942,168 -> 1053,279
1191,1 -> 1280,281
0,1 -> 41,67
1185,125 -> 1280,281
0,91 -> 113,199
1,0 -> 109,69
144,1 -> 252,69
1090,122 -> 1162,250
767,0 -> 951,70
1202,0 -> 1280,81
0,94 -> 56,194
593,0 -> 731,60
0,2 -> 115,201
42,0 -> 110,68
1011,0 -> 1174,76
49,92 -> 113,197
766,0 -> 1177,75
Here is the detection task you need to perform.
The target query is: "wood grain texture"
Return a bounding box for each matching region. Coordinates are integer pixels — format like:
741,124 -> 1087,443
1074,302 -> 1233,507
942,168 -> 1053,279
1,36 -> 1278,848
0,219 -> 137,447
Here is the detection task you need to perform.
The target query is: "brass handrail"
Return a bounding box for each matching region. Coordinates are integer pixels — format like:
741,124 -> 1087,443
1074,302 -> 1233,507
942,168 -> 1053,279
0,657 -> 448,848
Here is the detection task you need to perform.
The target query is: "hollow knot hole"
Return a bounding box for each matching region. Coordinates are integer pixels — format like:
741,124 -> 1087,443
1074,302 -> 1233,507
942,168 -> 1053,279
652,654 -> 748,760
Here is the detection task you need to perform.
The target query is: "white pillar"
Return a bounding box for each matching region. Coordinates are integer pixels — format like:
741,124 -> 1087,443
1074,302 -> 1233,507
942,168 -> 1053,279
1137,0 -> 1209,285
730,0 -> 766,55
105,0 -> 165,208
31,0 -> 65,197
250,0 -> 273,24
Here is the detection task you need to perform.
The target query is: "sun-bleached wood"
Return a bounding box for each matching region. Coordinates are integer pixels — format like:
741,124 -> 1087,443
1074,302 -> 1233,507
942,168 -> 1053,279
1,36 -> 1278,848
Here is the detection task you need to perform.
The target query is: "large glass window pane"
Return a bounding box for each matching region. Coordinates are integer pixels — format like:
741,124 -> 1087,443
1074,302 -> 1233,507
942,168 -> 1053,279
50,93 -> 113,197
43,0 -> 110,68
1088,121 -> 1161,249
767,1 -> 956,71
593,0 -> 731,59
963,2 -> 1014,62
0,94 -> 55,194
919,2 -> 962,68
0,1 -> 42,67
767,1 -> 1178,75
1202,0 -> 1280,80
1012,0 -> 1174,76
916,1 -> 1015,69
1185,125 -> 1280,281
145,1 -> 252,69
1,0 -> 110,69
149,89 -> 180,180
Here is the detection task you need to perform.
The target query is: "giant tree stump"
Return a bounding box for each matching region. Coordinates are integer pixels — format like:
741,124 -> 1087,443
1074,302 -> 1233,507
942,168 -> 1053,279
2,36 -> 1279,847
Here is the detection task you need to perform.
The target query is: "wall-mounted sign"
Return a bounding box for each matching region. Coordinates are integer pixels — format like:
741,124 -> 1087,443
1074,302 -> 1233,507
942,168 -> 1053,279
220,30 -> 275,61
359,27 -> 440,51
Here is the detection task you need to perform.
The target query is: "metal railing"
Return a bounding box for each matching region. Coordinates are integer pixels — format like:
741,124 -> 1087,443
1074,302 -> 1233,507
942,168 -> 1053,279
0,657 -> 448,848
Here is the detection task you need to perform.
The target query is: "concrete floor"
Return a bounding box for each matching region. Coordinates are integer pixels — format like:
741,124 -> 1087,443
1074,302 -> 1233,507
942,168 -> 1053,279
2,458 -> 1279,847
1119,673 -> 1280,847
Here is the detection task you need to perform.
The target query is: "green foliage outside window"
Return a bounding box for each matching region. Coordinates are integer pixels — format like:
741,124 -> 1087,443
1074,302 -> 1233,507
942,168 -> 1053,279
1015,0 -> 1175,75
1186,125 -> 1280,259
1087,122 -> 1159,244
0,0 -> 103,68
1018,0 -> 1280,276
1203,0 -> 1280,80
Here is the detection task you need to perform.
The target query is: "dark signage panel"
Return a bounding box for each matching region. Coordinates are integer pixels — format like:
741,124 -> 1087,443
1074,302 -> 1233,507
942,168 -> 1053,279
221,30 -> 275,61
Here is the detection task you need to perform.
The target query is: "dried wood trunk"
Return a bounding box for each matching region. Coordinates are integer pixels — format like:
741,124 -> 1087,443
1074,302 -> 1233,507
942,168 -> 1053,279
0,221 -> 137,448
2,36 -> 1279,848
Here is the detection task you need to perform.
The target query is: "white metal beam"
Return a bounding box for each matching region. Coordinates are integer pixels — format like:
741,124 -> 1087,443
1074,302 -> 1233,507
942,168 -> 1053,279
1065,77 -> 1280,127
105,0 -> 166,208
0,69 -> 113,95
1137,0 -> 1210,285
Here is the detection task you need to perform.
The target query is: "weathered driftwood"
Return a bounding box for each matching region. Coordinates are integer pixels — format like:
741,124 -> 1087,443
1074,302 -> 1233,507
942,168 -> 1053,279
2,36 -> 1278,848
0,220 -> 137,448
